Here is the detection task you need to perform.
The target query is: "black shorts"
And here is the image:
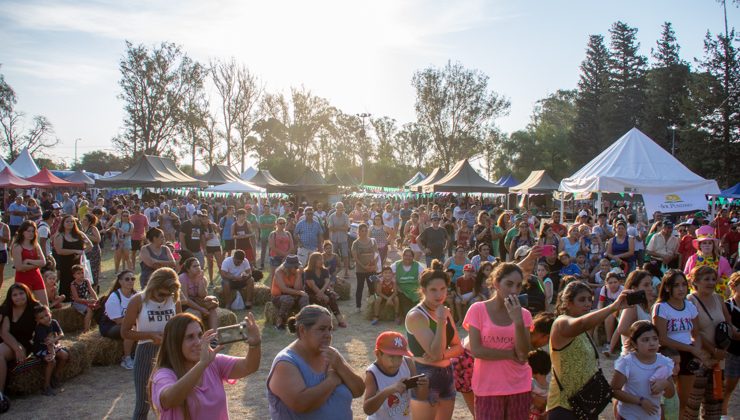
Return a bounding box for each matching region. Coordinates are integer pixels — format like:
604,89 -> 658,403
223,239 -> 236,251
131,240 -> 142,251
0,250 -> 7,265
206,245 -> 222,255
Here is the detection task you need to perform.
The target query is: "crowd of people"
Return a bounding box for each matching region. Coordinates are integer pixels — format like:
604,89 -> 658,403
0,189 -> 738,419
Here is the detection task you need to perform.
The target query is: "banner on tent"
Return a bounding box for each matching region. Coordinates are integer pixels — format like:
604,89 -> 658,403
642,191 -> 708,215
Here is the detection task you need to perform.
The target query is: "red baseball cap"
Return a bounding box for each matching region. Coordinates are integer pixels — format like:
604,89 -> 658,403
375,331 -> 412,356
463,264 -> 475,272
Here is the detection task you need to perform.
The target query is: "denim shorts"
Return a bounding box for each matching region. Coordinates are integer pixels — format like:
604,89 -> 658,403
270,256 -> 285,267
726,352 -> 740,378
411,362 -> 456,404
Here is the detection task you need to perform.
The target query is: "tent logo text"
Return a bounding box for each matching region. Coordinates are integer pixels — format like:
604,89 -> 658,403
664,194 -> 683,203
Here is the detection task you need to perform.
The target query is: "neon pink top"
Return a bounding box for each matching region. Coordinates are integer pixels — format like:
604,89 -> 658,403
463,301 -> 533,396
152,354 -> 239,420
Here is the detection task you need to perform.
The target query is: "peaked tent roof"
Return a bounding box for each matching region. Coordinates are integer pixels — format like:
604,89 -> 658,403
404,171 -> 427,187
10,148 -> 40,178
422,160 -> 509,193
510,170 -> 561,194
559,128 -> 720,195
198,165 -> 242,185
204,179 -> 265,194
495,174 -> 520,187
65,170 -> 96,185
326,171 -> 360,187
0,157 -> 17,176
0,167 -> 42,188
240,166 -> 259,181
25,168 -> 83,187
247,170 -> 292,188
96,155 -> 207,188
412,168 -> 446,192
294,168 -> 328,185
719,183 -> 740,199
290,168 -> 337,194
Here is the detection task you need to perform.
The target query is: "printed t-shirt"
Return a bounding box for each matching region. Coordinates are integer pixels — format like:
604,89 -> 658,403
180,220 -> 202,252
652,300 -> 698,345
463,301 -> 533,396
152,354 -> 238,420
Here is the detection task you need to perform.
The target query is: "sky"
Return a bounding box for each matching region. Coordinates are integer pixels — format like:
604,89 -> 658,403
0,0 -> 737,169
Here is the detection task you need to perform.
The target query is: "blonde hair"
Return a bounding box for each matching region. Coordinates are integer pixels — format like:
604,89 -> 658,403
143,267 -> 180,303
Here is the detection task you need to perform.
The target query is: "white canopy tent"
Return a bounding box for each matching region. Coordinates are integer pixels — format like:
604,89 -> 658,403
240,166 -> 258,181
204,179 -> 265,194
559,128 -> 720,215
10,148 -> 40,178
0,157 -> 17,176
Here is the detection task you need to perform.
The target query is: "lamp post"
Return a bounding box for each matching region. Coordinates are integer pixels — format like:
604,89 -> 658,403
356,113 -> 370,184
668,125 -> 677,156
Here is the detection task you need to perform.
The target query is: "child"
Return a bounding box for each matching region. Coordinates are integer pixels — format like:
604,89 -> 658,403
558,252 -> 582,277
598,272 -> 624,355
33,305 -> 70,396
528,349 -> 551,420
363,331 -> 429,419
454,264 -> 479,321
658,347 -> 680,420
69,264 -> 99,331
590,258 -> 611,289
575,251 -> 590,281
372,267 -> 400,325
456,219 -> 471,250
535,262 -> 554,313
43,269 -> 65,309
611,320 -> 675,420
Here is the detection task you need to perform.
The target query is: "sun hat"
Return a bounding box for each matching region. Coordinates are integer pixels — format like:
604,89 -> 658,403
692,225 -> 717,250
283,255 -> 301,268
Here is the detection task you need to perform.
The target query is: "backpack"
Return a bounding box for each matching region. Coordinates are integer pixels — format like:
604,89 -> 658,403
95,289 -> 121,328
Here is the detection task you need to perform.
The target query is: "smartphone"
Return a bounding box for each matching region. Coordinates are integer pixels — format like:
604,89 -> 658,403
518,294 -> 529,308
403,374 -> 425,389
626,290 -> 647,306
541,245 -> 555,257
216,323 -> 248,345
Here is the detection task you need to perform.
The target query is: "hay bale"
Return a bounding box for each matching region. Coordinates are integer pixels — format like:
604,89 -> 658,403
363,295 -> 397,321
213,286 -> 224,307
334,280 -> 351,301
78,331 -> 124,366
7,339 -> 91,395
253,284 -> 271,306
52,305 -> 87,335
217,308 -> 237,327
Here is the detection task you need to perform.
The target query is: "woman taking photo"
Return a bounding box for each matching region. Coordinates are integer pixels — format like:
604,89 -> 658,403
11,221 -> 48,305
405,260 -> 463,420
0,284 -> 40,412
539,222 -> 560,249
139,227 -> 176,289
473,211 -> 494,255
99,270 -> 137,370
464,263 -> 532,419
304,252 -> 346,328
547,281 -> 630,418
615,270 -> 655,356
179,258 -> 219,333
122,268 -> 182,420
54,215 -> 91,300
605,221 -> 635,272
267,305 -> 365,418
687,265 -> 738,418
81,213 -> 102,290
652,269 -> 708,418
151,312 -> 261,419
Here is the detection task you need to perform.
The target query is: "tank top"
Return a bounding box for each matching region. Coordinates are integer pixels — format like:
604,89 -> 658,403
270,231 -> 291,257
447,258 -> 468,281
74,279 -> 91,300
395,261 -> 421,303
267,347 -> 353,419
367,359 -> 412,420
547,329 -> 599,412
409,224 -> 419,244
611,235 -> 634,262
690,293 -> 725,366
271,269 -> 298,297
15,246 -> 43,285
562,237 -> 581,258
407,304 -> 455,358
135,293 -> 176,343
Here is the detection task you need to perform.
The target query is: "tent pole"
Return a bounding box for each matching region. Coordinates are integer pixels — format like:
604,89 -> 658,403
560,194 -> 565,224
596,191 -> 602,214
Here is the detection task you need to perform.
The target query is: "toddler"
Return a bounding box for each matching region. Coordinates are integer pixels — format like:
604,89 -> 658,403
454,264 -> 479,321
33,305 -> 70,396
529,349 -> 551,420
558,252 -> 582,277
372,267 -> 400,325
43,269 -> 65,309
70,264 -> 99,331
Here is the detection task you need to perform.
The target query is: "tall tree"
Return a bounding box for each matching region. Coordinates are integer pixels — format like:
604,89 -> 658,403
604,21 -> 648,140
179,83 -> 209,171
642,22 -> 691,152
572,35 -> 611,165
394,122 -> 431,170
371,116 -> 397,163
71,150 -> 128,174
211,58 -> 240,167
114,41 -> 204,158
233,67 -> 263,172
199,114 -> 225,168
412,61 -> 509,170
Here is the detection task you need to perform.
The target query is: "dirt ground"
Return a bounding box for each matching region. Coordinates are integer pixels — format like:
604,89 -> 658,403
2,248 -> 738,419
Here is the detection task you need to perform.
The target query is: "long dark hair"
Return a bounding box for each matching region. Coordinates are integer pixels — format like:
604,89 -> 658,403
555,281 -> 592,315
657,269 -> 687,303
107,270 -> 136,296
57,214 -> 83,239
475,261 -> 494,296
0,283 -> 39,317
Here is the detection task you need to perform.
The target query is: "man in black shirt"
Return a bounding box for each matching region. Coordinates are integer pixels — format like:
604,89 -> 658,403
179,210 -> 205,266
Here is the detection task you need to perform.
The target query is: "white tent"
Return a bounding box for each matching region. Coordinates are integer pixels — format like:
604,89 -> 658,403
10,148 -> 40,178
205,179 -> 265,194
240,166 -> 258,181
559,128 -> 720,214
0,157 -> 17,176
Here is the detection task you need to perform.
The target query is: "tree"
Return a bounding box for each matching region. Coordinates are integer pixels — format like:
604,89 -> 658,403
199,114 -> 225,168
394,122 -> 430,170
35,157 -> 64,170
370,116 -> 397,164
233,67 -> 263,172
603,21 -> 648,140
412,61 -> 510,170
179,85 -> 209,171
72,150 -> 128,174
573,35 -> 611,166
114,41 -> 205,158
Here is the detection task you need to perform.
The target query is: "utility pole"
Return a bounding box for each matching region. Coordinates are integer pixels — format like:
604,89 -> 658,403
356,113 -> 371,184
74,138 -> 81,166
668,125 -> 677,156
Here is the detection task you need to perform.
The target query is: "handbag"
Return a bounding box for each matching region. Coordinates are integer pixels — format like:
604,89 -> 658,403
693,295 -> 732,350
552,333 -> 612,420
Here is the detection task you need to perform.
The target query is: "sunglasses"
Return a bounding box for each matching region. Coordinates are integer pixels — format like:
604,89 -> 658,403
122,276 -> 135,282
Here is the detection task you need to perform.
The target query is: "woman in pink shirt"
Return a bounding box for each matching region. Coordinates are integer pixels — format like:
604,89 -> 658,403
151,312 -> 261,420
129,206 -> 149,270
464,262 -> 532,419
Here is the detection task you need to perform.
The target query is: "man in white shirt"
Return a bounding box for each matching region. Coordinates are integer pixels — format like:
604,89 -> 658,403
143,201 -> 161,228
219,250 -> 254,309
646,221 -> 679,269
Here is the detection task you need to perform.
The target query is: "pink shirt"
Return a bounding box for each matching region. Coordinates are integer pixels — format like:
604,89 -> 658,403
130,214 -> 148,240
463,301 -> 533,396
152,354 -> 239,420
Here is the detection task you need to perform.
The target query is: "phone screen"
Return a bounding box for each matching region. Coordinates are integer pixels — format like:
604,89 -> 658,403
216,323 -> 247,345
541,245 -> 555,257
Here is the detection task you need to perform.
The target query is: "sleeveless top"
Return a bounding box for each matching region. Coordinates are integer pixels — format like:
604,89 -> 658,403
562,237 -> 581,258
271,269 -> 298,297
611,235 -> 634,262
690,293 -> 726,366
446,258 -> 468,282
267,347 -> 353,419
407,304 -> 455,358
15,246 -> 43,285
394,261 -> 421,303
367,359 -> 412,420
74,280 -> 91,300
139,246 -> 170,287
408,224 -> 419,244
547,329 -> 599,412
135,293 -> 176,343
270,231 -> 291,257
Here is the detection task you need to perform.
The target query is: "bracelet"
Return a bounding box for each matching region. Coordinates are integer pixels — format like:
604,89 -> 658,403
248,342 -> 261,348
639,396 -> 644,404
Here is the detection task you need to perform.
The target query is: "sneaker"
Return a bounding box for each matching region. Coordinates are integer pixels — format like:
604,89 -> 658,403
121,356 -> 134,370
42,386 -> 56,396
371,318 -> 379,326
